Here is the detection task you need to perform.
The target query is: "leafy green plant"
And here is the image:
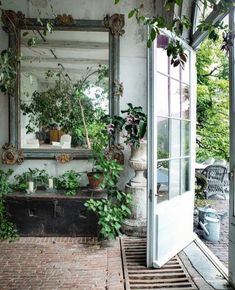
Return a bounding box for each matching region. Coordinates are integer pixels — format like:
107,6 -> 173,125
85,118 -> 133,240
12,168 -> 49,192
85,190 -> 132,240
57,170 -> 81,196
0,169 -> 18,241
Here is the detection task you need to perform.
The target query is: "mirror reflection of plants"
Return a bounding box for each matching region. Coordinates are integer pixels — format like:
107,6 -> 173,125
0,49 -> 17,95
0,169 -> 18,241
57,170 -> 81,196
0,5 -> 54,95
21,65 -> 108,149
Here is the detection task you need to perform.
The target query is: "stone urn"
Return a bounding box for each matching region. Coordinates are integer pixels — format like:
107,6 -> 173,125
128,140 -> 147,186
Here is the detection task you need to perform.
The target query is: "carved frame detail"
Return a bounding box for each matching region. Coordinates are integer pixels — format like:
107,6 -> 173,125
104,14 -> 125,36
55,153 -> 73,163
2,143 -> 24,165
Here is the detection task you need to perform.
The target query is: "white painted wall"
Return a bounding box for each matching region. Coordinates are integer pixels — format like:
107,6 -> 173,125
0,0 -> 153,186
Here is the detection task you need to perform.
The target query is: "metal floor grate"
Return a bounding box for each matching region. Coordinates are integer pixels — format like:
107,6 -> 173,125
121,237 -> 198,290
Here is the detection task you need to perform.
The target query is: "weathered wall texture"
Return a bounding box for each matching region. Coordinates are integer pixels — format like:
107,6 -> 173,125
0,0 -> 154,187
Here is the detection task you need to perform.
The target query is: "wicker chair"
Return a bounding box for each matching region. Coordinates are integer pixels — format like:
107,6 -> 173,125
201,165 -> 227,199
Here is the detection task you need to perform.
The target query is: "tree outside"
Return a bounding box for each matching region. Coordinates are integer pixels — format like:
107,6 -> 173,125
196,37 -> 229,161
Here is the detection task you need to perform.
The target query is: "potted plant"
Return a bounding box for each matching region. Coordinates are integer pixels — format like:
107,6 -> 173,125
57,170 -> 81,196
85,157 -> 132,241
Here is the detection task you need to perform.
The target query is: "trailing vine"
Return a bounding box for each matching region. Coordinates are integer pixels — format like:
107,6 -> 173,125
115,0 -> 234,67
0,169 -> 18,241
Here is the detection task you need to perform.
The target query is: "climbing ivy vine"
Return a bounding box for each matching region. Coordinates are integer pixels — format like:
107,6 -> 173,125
0,169 -> 18,241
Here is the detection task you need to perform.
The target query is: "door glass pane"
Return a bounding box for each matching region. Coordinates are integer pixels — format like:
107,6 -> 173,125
170,119 -> 180,158
170,63 -> 180,81
181,120 -> 190,156
170,80 -> 180,118
181,158 -> 190,194
157,117 -> 169,159
157,161 -> 169,203
169,159 -> 180,199
182,84 -> 190,119
156,50 -> 168,75
181,51 -> 189,84
156,74 -> 169,116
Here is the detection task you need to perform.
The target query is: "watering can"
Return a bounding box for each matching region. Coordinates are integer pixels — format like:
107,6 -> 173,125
199,210 -> 220,242
198,205 -> 216,223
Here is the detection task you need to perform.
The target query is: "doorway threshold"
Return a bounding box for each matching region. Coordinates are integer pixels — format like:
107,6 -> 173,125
181,237 -> 233,290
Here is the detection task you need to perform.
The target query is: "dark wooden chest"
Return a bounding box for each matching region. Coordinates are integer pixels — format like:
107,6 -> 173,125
6,190 -> 105,237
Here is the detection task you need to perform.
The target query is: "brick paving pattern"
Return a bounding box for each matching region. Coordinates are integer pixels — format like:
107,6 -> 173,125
0,237 -> 124,290
194,198 -> 229,268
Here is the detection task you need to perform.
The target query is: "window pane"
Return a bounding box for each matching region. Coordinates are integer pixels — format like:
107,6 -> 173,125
156,74 -> 169,116
157,117 -> 169,159
169,159 -> 180,199
170,119 -> 180,158
181,84 -> 190,119
181,120 -> 190,156
181,158 -> 190,194
170,80 -> 180,118
157,161 -> 169,204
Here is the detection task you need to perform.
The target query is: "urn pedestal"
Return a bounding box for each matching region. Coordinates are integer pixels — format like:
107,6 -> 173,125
122,141 -> 147,237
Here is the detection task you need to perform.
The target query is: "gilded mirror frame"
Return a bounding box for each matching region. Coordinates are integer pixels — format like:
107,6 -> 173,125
2,11 -> 124,160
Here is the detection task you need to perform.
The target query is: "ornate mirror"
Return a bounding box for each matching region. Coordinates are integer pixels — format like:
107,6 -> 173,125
2,11 -> 124,160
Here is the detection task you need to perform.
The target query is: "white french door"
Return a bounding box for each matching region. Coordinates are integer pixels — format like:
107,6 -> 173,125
147,34 -> 197,267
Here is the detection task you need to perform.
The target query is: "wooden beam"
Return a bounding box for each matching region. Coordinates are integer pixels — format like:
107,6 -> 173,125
21,39 -> 109,50
21,56 -> 108,65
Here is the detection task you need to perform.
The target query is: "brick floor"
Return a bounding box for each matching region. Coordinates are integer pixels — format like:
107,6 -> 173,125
194,197 -> 229,268
0,237 -> 124,290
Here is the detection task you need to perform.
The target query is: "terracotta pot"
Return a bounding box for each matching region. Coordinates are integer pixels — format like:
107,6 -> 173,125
87,172 -> 104,189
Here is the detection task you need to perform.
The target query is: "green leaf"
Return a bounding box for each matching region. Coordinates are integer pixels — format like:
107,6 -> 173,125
128,9 -> 135,18
150,28 -> 156,41
22,32 -> 29,37
147,39 -> 152,48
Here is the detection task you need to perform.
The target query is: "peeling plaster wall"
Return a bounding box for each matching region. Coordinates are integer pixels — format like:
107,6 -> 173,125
0,0 -> 154,187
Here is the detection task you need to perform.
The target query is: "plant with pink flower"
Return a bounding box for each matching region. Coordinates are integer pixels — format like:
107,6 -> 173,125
103,103 -> 147,148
